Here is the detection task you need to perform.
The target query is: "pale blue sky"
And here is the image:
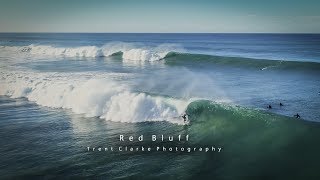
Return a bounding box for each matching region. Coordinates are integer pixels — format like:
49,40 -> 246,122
0,0 -> 319,33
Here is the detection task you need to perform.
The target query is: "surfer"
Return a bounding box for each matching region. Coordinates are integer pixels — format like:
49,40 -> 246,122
181,113 -> 188,123
279,102 -> 283,106
267,105 -> 272,109
294,113 -> 301,119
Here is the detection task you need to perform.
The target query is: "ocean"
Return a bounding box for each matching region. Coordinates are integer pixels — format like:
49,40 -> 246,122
0,33 -> 320,179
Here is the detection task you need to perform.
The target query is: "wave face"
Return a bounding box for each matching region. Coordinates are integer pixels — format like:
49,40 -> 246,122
0,43 -> 183,61
0,71 -> 189,124
185,99 -> 320,150
183,100 -> 320,178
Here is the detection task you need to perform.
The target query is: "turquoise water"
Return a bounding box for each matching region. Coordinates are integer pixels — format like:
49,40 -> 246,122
0,33 -> 320,179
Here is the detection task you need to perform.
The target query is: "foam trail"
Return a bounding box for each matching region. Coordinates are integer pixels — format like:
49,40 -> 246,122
0,71 -> 189,124
0,45 -> 102,58
28,44 -> 103,57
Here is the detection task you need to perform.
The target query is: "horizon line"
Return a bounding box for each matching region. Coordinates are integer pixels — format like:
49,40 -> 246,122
0,32 -> 319,34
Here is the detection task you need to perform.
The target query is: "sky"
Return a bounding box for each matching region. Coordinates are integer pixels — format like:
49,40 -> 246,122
0,0 -> 320,33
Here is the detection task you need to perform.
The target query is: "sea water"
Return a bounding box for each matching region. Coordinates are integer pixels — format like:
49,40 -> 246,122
0,33 -> 320,179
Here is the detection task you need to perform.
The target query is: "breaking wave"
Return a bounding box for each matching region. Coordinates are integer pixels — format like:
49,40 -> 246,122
1,69 -> 317,125
0,71 -> 189,124
0,43 -> 184,61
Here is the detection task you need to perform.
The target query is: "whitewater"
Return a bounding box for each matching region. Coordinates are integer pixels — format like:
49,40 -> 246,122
0,42 -> 195,124
0,69 -> 191,124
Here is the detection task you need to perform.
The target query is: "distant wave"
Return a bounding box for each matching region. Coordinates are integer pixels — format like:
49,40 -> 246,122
0,43 -> 184,61
0,71 -> 189,125
164,52 -> 320,71
1,43 -> 320,70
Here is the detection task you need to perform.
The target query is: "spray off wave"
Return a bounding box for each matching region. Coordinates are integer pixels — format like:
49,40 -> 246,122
0,71 -> 189,124
0,43 -> 184,61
